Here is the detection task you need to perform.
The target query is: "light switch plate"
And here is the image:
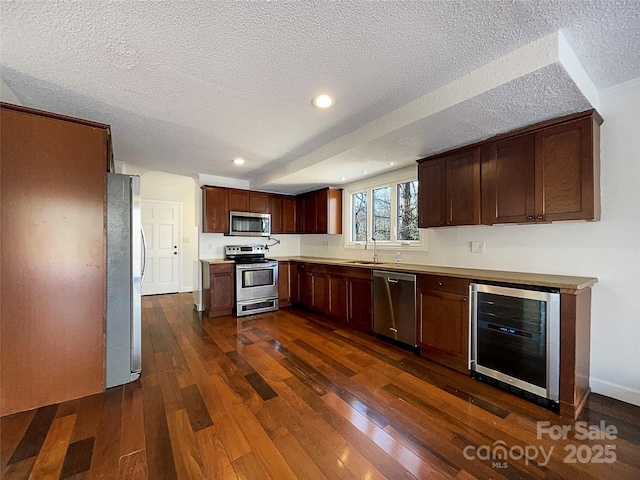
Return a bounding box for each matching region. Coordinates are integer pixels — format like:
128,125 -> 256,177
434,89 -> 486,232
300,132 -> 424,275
471,241 -> 485,253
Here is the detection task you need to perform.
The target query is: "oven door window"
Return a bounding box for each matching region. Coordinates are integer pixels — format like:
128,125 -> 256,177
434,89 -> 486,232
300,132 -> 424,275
241,268 -> 274,288
476,292 -> 547,389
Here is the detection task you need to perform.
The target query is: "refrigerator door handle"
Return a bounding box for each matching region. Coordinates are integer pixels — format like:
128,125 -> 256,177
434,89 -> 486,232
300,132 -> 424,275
141,226 -> 148,286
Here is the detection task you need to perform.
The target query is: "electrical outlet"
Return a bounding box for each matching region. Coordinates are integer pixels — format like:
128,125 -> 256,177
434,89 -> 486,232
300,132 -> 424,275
471,241 -> 485,253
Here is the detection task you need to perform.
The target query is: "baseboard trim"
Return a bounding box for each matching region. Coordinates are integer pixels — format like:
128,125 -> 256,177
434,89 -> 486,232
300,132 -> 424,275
590,377 -> 640,407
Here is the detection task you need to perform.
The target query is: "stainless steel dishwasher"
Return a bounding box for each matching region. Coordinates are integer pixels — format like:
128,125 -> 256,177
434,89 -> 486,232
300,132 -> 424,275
373,270 -> 417,347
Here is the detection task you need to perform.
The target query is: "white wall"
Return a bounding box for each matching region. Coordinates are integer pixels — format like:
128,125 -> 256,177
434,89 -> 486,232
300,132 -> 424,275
1,76 -> 22,104
126,168 -> 199,292
301,79 -> 640,406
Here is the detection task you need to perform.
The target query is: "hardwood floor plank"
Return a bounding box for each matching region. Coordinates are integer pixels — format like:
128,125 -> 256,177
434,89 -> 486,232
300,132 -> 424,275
166,409 -> 205,480
29,413 -> 76,480
231,452 -> 268,480
59,437 -> 94,479
1,456 -> 36,480
141,380 -> 177,480
0,410 -> 35,468
245,372 -> 278,402
86,387 -> 122,480
117,448 -> 147,480
69,394 -> 103,444
119,381 -> 145,458
180,384 -> 214,432
195,426 -> 238,480
229,403 -> 297,480
8,404 -> 58,465
292,338 -> 357,377
211,413 -> 251,462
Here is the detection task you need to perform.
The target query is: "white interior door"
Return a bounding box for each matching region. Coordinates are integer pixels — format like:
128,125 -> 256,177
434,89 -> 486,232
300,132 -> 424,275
141,201 -> 181,295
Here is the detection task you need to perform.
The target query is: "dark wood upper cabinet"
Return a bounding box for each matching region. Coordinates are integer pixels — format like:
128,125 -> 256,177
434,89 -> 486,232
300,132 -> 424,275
421,109 -> 602,227
282,196 -> 296,233
418,147 -> 480,227
482,134 -> 536,224
296,187 -> 342,234
482,112 -> 601,225
249,191 -> 269,213
202,186 -> 229,233
535,117 -> 599,222
228,188 -> 250,211
269,194 -> 283,234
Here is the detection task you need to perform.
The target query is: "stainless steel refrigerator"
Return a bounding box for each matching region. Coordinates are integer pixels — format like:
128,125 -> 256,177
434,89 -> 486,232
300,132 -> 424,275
106,173 -> 145,387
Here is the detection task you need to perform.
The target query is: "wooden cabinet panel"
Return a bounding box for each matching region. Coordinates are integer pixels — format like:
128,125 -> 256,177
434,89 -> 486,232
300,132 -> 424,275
328,276 -> 348,323
482,135 -> 535,224
282,196 -> 296,233
313,274 -> 330,314
289,262 -> 299,304
418,159 -> 446,227
535,117 -> 597,221
418,148 -> 480,227
203,186 -> 229,233
203,262 -> 235,317
278,261 -> 291,307
295,188 -> 342,234
229,189 -> 250,211
299,268 -> 314,309
250,192 -> 269,213
269,195 -> 283,234
1,104 -> 108,415
348,278 -> 373,333
446,148 -> 481,226
418,289 -> 469,373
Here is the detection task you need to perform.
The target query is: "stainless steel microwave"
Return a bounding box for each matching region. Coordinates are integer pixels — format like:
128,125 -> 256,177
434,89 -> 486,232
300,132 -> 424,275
228,211 -> 271,237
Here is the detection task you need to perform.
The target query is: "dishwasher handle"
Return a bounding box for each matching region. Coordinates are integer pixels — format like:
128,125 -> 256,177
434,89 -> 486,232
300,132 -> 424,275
387,278 -> 399,283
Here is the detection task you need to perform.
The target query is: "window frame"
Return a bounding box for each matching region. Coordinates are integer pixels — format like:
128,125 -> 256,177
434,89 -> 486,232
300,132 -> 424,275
344,169 -> 426,250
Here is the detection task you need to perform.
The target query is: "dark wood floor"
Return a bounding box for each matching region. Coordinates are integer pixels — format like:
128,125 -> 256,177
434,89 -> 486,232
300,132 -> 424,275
2,293 -> 639,479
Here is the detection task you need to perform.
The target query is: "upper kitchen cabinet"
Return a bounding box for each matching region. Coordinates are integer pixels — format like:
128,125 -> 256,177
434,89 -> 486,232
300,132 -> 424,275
202,186 -> 229,233
269,194 -> 296,234
249,191 -> 269,213
1,103 -> 108,416
482,110 -> 602,224
418,147 -> 481,227
296,187 -> 342,234
228,188 -> 250,211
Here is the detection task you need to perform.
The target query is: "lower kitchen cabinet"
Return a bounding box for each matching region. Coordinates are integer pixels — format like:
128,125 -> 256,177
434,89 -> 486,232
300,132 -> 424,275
328,275 -> 348,323
347,277 -> 373,333
278,261 -> 298,307
417,275 -> 470,373
202,262 -> 235,317
313,273 -> 330,315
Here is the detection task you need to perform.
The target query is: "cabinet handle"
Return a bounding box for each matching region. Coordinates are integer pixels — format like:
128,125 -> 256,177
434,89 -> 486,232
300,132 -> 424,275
527,215 -> 534,221
438,282 -> 443,286
537,215 -> 544,220
463,298 -> 467,302
439,222 -> 444,226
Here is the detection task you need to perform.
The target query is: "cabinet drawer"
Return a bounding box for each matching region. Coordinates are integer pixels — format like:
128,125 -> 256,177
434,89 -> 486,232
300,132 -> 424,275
299,263 -> 327,274
417,275 -> 469,295
209,263 -> 234,274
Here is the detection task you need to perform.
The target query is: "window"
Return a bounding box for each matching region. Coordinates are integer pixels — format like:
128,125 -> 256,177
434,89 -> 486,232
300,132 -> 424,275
347,173 -> 424,249
397,181 -> 419,241
352,191 -> 367,242
372,186 -> 391,240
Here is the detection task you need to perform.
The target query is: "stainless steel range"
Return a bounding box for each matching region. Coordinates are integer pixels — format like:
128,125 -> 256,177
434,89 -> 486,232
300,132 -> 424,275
225,245 -> 278,316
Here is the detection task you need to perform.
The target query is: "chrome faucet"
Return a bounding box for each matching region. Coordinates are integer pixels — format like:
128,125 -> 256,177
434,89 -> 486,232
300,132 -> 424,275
366,237 -> 379,264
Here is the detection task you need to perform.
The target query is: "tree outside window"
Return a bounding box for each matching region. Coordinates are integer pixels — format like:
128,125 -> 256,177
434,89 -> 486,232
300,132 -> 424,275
372,186 -> 391,241
351,191 -> 367,242
397,180 -> 419,241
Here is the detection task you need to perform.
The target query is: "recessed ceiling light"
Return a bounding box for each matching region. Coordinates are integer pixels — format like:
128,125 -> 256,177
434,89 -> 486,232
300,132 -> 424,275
312,94 -> 334,109
389,162 -> 395,166
232,158 -> 245,165
340,177 -> 346,180
362,170 -> 368,174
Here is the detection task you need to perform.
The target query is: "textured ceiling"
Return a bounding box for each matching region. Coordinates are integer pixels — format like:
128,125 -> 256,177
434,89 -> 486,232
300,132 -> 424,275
1,1 -> 639,193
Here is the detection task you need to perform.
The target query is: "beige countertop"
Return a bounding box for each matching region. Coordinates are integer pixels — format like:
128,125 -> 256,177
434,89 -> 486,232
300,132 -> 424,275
201,256 -> 597,290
